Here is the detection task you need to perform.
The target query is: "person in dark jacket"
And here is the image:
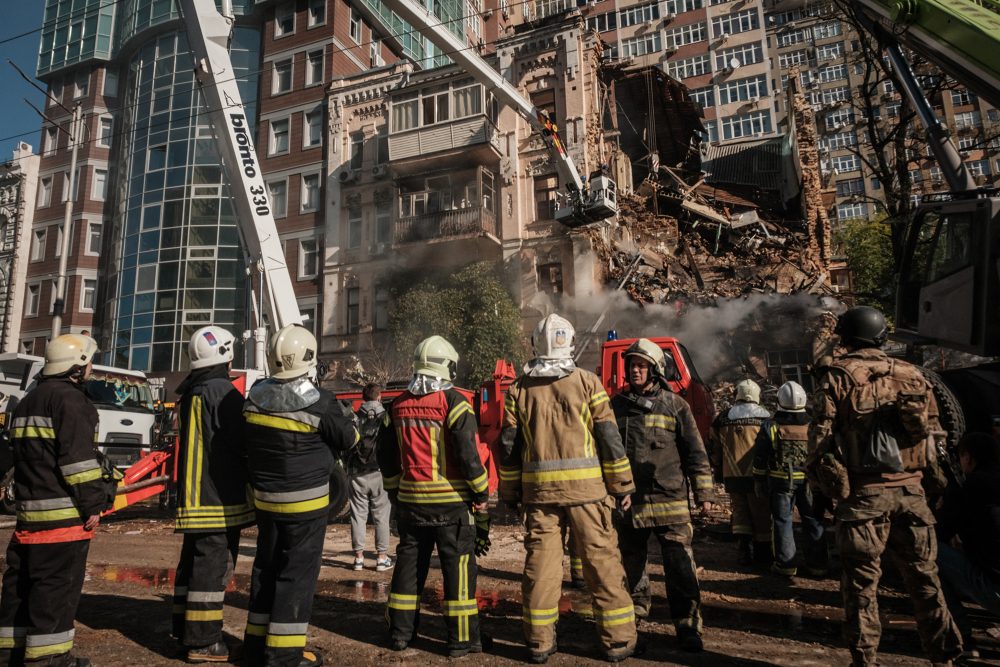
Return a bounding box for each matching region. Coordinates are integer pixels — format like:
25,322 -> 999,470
0,334 -> 107,667
172,326 -> 255,663
752,381 -> 826,577
348,383 -> 392,572
242,325 -> 358,667
611,339 -> 714,653
937,432 -> 1000,658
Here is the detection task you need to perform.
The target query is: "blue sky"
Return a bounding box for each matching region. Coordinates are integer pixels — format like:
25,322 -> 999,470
0,5 -> 48,161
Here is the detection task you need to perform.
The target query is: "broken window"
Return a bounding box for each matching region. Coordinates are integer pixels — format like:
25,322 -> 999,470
534,175 -> 559,221
531,89 -> 557,119
346,287 -> 360,333
537,262 -> 563,294
766,349 -> 815,394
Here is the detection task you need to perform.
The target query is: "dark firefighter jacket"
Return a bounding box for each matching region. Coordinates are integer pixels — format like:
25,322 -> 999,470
612,385 -> 714,528
499,368 -> 635,506
10,377 -> 106,541
242,378 -> 359,522
752,411 -> 811,490
175,365 -> 255,532
378,388 -> 488,526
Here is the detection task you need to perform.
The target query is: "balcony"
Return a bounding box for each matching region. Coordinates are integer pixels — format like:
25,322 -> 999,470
394,206 -> 498,245
389,117 -> 502,173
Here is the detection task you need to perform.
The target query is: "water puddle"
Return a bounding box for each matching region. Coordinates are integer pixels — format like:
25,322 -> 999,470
86,564 -> 245,592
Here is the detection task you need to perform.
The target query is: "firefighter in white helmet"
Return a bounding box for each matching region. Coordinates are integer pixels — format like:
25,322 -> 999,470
751,381 -> 826,577
710,379 -> 773,566
500,314 -> 637,663
0,334 -> 110,667
379,335 -> 490,657
171,326 -> 254,662
241,325 -> 358,667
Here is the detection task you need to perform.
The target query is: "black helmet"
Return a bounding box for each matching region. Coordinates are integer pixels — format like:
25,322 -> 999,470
835,306 -> 888,348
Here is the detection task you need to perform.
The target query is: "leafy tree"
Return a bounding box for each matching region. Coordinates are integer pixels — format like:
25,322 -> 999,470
834,214 -> 895,314
389,262 -> 527,387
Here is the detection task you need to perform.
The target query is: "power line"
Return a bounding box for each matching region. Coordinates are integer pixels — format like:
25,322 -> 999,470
0,0 -> 124,47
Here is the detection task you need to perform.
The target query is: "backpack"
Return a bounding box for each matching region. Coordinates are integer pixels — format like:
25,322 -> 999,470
772,422 -> 809,471
351,406 -> 383,470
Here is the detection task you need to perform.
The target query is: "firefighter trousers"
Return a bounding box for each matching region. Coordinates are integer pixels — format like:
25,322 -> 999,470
387,519 -> 479,651
0,539 -> 89,666
522,500 -> 636,656
172,528 -> 242,648
244,513 -> 327,667
616,519 -> 701,631
730,490 -> 772,543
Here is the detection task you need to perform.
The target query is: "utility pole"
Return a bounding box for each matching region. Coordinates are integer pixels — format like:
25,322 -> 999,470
51,103 -> 83,338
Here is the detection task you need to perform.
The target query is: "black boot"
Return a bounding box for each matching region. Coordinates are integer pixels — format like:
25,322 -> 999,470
737,536 -> 753,565
753,542 -> 773,568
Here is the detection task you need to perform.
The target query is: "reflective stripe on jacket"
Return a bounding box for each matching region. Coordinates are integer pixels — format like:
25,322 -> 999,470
500,368 -> 634,505
710,402 -> 770,492
751,411 -> 810,489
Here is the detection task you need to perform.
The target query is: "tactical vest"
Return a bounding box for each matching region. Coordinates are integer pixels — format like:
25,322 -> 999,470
773,422 -> 809,472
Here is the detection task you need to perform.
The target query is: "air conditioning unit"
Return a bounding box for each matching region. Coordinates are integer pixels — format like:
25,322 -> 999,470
482,8 -> 493,19
338,169 -> 356,184
664,11 -> 676,20
719,32 -> 730,43
767,15 -> 776,24
975,174 -> 988,185
372,165 -> 388,178
619,55 -> 636,66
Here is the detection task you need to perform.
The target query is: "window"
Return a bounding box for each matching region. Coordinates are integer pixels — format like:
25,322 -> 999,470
689,86 -> 714,109
392,92 -> 419,132
374,286 -> 389,331
391,81 -> 483,132
346,287 -> 360,333
347,205 -> 362,249
308,0 -> 326,26
301,174 -> 321,212
909,168 -> 923,183
712,8 -> 758,38
665,0 -> 703,11
375,200 -> 392,244
817,63 -> 848,83
350,132 -> 364,169
825,108 -> 853,130
816,41 -> 843,60
534,175 -> 558,221
70,167 -> 81,201
453,82 -> 482,118
268,179 -> 288,217
92,169 -> 108,201
48,81 -> 62,108
103,71 -> 118,97
716,42 -> 763,69
350,10 -> 362,44
778,50 -> 809,69
619,2 -> 659,27
721,110 -> 772,140
31,230 -> 46,261
929,166 -> 944,182
275,4 -> 294,37
467,0 -> 482,38
272,59 -> 292,94
812,21 -> 842,40
43,127 -> 58,157
537,262 -> 564,295
823,130 -> 857,150
955,111 -> 981,130
586,11 -> 616,32
269,118 -> 290,154
86,222 -> 102,255
298,238 -> 319,278
871,177 -> 881,190
701,120 -> 718,142
717,75 -> 767,105
769,9 -> 802,25
371,39 -> 384,67
306,50 -> 324,86
958,136 -> 977,151
25,284 -> 39,317
38,177 -> 52,208
821,86 -> 851,105
73,72 -> 88,99
621,33 -> 662,58
81,279 -> 96,312
665,54 -> 710,79
304,109 -> 322,148
776,28 -> 806,48
666,22 -> 706,48
97,117 -> 113,147
54,221 -> 73,259
968,159 -> 992,177
831,154 -> 860,172
836,178 -> 865,196
376,129 -> 389,165
837,202 -> 867,220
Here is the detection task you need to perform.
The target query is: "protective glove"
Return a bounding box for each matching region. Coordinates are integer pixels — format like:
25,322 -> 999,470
474,511 -> 491,557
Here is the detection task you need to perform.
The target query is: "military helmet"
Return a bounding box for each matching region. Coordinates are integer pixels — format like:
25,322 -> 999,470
413,335 -> 458,381
532,314 -> 575,360
269,324 -> 318,380
623,338 -> 675,379
735,378 -> 761,404
42,334 -> 98,377
834,306 -> 888,348
777,381 -> 807,412
188,325 -> 235,370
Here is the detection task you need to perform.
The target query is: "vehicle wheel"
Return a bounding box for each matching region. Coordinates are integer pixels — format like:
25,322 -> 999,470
0,467 -> 15,515
328,461 -> 350,523
920,367 -> 966,485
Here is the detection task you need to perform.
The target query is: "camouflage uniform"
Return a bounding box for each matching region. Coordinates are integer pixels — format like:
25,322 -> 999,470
809,347 -> 961,666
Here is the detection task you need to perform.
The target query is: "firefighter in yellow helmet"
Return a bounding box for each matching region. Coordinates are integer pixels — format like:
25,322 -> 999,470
500,314 -> 637,663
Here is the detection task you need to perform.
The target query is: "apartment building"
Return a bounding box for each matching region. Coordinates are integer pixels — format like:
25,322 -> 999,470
0,143 -> 40,353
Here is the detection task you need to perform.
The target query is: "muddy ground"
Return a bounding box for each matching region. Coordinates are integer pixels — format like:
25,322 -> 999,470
3,502 -> 999,667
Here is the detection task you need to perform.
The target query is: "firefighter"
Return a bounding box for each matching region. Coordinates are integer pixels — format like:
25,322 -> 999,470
379,336 -> 489,658
808,306 -> 961,667
751,381 -> 826,577
611,339 -> 714,652
500,314 -> 637,664
0,334 -> 110,667
171,326 -> 255,662
242,325 -> 358,667
711,379 -> 772,566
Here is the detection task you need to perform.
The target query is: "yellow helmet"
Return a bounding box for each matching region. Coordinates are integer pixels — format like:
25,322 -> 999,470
43,334 -> 98,377
269,325 -> 318,380
413,336 -> 458,381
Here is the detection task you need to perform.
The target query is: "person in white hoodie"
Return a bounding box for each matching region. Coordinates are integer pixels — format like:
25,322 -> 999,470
348,383 -> 393,572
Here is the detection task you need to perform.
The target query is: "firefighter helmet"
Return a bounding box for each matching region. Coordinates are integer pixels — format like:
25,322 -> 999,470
624,338 -> 667,378
413,335 -> 458,381
777,380 -> 807,412
834,306 -> 888,348
735,378 -> 761,404
188,325 -> 235,370
42,333 -> 98,377
270,324 -> 318,380
532,314 -> 575,360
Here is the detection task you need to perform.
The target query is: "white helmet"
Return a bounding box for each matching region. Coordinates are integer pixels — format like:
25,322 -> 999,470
413,335 -> 459,381
42,334 -> 98,377
532,314 -> 575,360
777,380 -> 807,412
189,326 -> 236,370
735,378 -> 761,404
270,324 -> 318,380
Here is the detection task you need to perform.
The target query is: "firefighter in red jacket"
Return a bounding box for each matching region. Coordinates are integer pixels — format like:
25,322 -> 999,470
379,336 -> 489,658
0,334 -> 108,667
